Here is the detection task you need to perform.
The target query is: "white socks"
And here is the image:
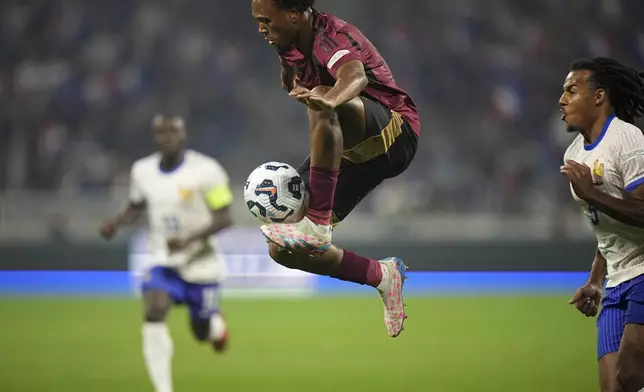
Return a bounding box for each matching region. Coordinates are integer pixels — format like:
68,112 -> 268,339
376,263 -> 391,292
209,313 -> 227,341
142,322 -> 173,392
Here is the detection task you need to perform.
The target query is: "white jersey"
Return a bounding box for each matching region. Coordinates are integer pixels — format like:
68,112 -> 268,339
129,150 -> 232,283
564,115 -> 644,287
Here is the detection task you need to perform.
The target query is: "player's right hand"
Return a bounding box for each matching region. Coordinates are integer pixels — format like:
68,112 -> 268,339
99,221 -> 117,240
568,283 -> 602,317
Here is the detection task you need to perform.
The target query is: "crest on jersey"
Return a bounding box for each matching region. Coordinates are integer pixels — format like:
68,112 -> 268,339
592,159 -> 604,185
179,187 -> 194,201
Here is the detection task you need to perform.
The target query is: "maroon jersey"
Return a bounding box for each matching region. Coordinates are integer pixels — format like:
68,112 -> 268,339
277,10 -> 420,135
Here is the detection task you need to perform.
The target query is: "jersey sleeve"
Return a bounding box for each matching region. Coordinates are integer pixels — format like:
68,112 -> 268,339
618,133 -> 644,192
129,163 -> 146,205
315,32 -> 363,78
202,160 -> 233,211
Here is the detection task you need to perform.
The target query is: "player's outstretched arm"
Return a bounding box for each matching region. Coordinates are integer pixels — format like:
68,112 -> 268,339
569,248 -> 605,317
100,162 -> 147,240
99,202 -> 145,240
167,182 -> 234,252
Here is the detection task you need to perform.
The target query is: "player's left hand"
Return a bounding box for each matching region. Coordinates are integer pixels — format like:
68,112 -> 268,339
560,160 -> 596,200
289,87 -> 336,111
167,237 -> 189,252
569,283 -> 602,317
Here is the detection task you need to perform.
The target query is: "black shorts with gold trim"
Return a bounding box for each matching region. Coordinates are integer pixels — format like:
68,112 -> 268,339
297,96 -> 418,227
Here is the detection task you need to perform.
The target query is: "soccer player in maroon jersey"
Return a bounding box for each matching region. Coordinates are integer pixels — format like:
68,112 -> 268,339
251,0 -> 420,337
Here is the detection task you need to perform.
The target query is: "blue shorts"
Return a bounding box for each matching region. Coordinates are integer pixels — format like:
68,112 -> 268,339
597,274 -> 644,359
141,266 -> 221,320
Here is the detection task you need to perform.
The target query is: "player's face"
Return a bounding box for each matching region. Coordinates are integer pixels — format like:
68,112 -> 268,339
154,121 -> 185,155
251,0 -> 300,49
559,70 -> 602,133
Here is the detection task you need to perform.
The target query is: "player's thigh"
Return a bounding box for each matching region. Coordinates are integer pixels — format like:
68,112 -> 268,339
185,282 -> 222,341
337,97 -> 418,210
298,106 -> 417,225
617,278 -> 644,388
340,96 -> 417,169
596,285 -> 626,391
141,267 -> 184,322
142,290 -> 172,322
599,353 -> 622,392
617,323 -> 644,390
308,86 -> 366,149
598,287 -> 626,358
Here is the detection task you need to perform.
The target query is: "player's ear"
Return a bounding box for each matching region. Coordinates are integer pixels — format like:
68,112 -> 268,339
287,10 -> 299,24
595,88 -> 607,107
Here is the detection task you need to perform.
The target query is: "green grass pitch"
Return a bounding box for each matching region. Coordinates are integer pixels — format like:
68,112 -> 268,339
0,296 -> 597,391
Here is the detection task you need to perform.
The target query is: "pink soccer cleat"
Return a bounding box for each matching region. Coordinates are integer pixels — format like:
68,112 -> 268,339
260,216 -> 332,252
377,257 -> 408,337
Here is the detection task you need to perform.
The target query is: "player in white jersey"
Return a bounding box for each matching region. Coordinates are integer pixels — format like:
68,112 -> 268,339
99,114 -> 234,392
559,57 -> 644,392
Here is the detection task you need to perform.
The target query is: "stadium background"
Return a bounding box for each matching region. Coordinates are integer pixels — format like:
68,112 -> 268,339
1,0 -> 643,391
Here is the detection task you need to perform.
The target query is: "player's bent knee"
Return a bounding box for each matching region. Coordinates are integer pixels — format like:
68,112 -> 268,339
306,86 -> 340,121
307,104 -> 340,124
145,307 -> 167,322
145,302 -> 169,322
310,85 -> 332,95
310,85 -> 361,110
143,290 -> 171,322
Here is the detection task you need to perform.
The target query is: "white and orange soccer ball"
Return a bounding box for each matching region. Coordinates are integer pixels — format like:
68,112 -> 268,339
243,162 -> 305,224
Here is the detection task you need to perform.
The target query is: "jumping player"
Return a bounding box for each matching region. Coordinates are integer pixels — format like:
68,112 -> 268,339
99,114 -> 234,392
560,57 -> 644,392
251,0 -> 420,337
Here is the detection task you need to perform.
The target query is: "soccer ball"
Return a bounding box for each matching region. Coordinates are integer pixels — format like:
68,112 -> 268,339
244,161 -> 305,224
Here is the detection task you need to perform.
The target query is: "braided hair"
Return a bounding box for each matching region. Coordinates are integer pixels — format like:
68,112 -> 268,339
571,57 -> 644,124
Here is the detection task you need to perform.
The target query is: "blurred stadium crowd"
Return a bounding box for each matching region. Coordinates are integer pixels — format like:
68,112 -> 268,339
1,0 -> 643,216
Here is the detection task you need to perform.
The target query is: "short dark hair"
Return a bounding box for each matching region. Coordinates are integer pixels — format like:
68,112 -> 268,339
272,0 -> 316,12
152,114 -> 185,129
571,57 -> 644,124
